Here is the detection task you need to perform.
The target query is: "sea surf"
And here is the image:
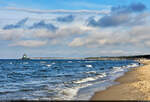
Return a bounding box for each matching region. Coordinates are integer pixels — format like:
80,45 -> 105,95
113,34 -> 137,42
0,59 -> 140,100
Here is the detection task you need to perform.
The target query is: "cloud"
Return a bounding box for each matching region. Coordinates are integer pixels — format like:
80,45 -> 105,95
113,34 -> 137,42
3,18 -> 28,30
2,18 -> 58,31
34,27 -> 89,40
10,40 -> 47,47
111,2 -> 146,14
69,24 -> 150,48
99,50 -> 131,55
87,14 -> 130,27
29,20 -> 58,31
0,2 -> 149,55
0,26 -> 89,48
128,25 -> 150,44
87,2 -> 147,28
2,24 -> 150,49
69,37 -> 86,47
3,7 -> 109,14
56,15 -> 75,22
0,29 -> 26,40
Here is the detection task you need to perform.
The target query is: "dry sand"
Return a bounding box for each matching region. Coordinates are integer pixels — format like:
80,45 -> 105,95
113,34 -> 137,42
91,59 -> 150,100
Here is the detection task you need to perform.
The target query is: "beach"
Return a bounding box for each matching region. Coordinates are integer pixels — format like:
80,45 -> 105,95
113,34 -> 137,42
91,59 -> 150,100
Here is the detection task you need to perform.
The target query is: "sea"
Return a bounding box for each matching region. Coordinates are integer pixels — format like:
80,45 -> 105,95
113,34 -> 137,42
0,59 -> 140,100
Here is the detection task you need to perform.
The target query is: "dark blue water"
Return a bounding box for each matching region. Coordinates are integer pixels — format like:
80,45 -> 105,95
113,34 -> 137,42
0,59 -> 139,100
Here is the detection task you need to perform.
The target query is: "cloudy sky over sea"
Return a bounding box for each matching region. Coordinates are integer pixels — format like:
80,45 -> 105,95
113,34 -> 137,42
0,0 -> 150,58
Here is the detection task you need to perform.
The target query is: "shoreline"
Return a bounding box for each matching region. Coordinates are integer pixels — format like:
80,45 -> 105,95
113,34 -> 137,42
91,59 -> 150,100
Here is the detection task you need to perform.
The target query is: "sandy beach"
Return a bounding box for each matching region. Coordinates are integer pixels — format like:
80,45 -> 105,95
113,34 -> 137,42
91,59 -> 150,100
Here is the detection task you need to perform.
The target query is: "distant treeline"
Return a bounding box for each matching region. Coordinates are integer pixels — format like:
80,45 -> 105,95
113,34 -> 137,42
85,55 -> 150,60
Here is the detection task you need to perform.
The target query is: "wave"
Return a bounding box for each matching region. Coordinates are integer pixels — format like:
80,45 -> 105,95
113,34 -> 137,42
46,64 -> 51,67
74,73 -> 106,84
0,59 -> 140,100
74,77 -> 97,84
72,62 -> 140,100
68,61 -> 73,63
126,63 -> 139,68
86,64 -> 93,68
85,71 -> 96,74
60,87 -> 81,100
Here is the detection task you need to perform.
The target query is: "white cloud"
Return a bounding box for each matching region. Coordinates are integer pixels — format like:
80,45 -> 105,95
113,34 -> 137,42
34,27 -> 89,39
2,7 -> 110,14
0,5 -> 150,56
0,26 -> 90,47
69,38 -> 85,47
0,29 -> 25,40
69,24 -> 150,48
99,50 -> 131,55
10,40 -> 47,47
1,22 -> 150,50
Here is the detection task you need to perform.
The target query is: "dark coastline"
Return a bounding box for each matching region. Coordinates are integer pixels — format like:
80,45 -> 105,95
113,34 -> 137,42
85,54 -> 150,60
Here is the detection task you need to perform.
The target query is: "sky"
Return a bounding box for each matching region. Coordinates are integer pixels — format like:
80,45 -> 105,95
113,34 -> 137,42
0,0 -> 150,58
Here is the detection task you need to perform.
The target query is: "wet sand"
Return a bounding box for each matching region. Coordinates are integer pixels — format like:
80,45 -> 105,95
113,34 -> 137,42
91,59 -> 150,100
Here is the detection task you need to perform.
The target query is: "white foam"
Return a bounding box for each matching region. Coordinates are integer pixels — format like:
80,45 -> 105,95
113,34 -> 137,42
60,82 -> 95,100
98,73 -> 107,77
112,67 -> 124,72
113,66 -> 121,69
109,72 -> 125,81
60,87 -> 80,100
120,63 -> 139,69
109,62 -> 140,81
85,71 -> 96,74
74,78 -> 96,84
74,73 -> 106,84
74,80 -> 116,100
86,65 -> 93,68
121,65 -> 126,68
46,64 -> 51,67
52,62 -> 55,64
62,62 -> 140,100
73,65 -> 128,100
130,63 -> 139,68
68,61 -> 72,63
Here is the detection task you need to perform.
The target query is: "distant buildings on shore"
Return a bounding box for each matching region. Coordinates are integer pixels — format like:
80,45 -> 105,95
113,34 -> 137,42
30,57 -> 84,60
21,54 -> 150,60
21,54 -> 84,60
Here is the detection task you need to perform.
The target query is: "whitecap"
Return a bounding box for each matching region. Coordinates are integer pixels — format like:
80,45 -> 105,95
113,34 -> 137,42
74,77 -> 96,84
86,65 -> 93,68
85,71 -> 96,74
68,61 -> 72,63
47,64 -> 51,67
74,74 -> 106,84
